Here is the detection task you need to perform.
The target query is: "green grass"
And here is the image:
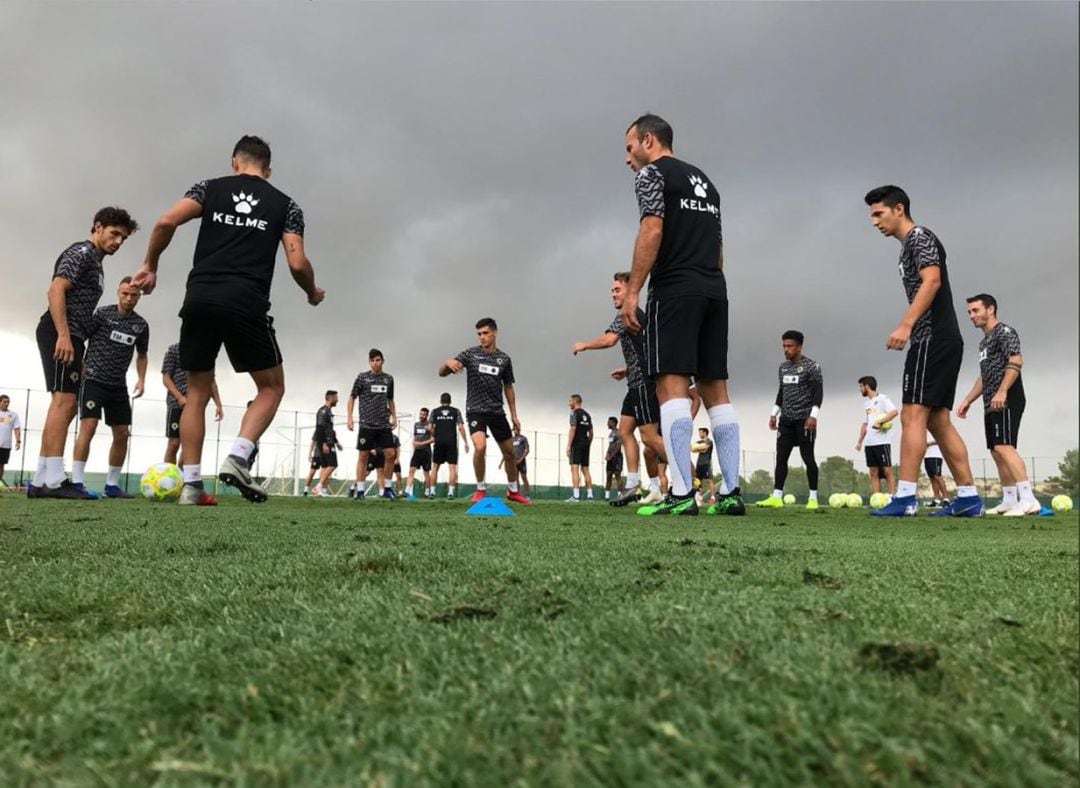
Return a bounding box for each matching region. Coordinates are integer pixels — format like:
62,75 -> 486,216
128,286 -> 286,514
1,495 -> 1077,786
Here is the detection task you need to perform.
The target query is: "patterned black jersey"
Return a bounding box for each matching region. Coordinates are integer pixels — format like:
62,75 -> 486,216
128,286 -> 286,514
350,371 -> 395,429
512,433 -> 530,461
569,408 -> 593,445
898,226 -> 961,343
42,241 -> 105,339
312,405 -> 337,445
182,175 -> 305,315
979,322 -> 1025,409
161,343 -> 188,409
607,429 -> 623,460
455,346 -> 514,414
634,156 -> 725,299
606,310 -> 647,388
695,436 -> 714,468
775,357 -> 824,421
431,406 -> 463,443
412,420 -> 433,450
82,306 -> 149,387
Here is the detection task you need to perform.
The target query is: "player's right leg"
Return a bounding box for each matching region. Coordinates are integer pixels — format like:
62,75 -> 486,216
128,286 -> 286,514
32,317 -> 89,498
176,372 -> 219,506
470,428 -> 488,502
927,407 -> 982,517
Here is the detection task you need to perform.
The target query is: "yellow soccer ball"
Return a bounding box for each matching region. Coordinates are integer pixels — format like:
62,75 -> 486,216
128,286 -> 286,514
828,493 -> 847,509
141,463 -> 183,502
1051,494 -> 1073,512
846,493 -> 864,508
869,492 -> 892,510
783,493 -> 796,505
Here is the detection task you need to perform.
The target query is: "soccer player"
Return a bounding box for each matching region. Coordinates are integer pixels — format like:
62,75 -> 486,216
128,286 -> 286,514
161,342 -> 222,465
758,331 -> 823,510
621,114 -> 744,516
308,390 -> 341,497
372,434 -> 404,496
511,428 -> 531,496
30,207 -> 139,499
347,349 -> 398,500
430,392 -> 469,499
406,407 -> 434,499
692,427 -> 715,502
439,317 -> 530,505
70,277 -> 149,499
565,394 -> 594,501
132,135 -> 325,506
570,271 -> 667,507
0,395 -> 21,488
865,186 -> 983,517
924,433 -> 949,508
855,376 -> 898,495
604,417 -> 624,501
958,294 -> 1038,516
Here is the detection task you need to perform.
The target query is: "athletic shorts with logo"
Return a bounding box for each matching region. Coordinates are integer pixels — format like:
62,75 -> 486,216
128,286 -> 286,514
902,337 -> 963,409
356,428 -> 395,452
864,445 -> 892,470
311,448 -> 338,469
166,406 -> 183,439
467,412 -> 512,444
366,452 -> 400,473
570,443 -> 591,467
924,457 -> 943,477
644,294 -> 728,380
36,315 -> 85,394
433,440 -> 458,465
621,383 -> 660,426
777,418 -> 816,447
410,449 -> 432,471
79,379 -> 132,426
984,402 -> 1023,449
180,303 -> 282,373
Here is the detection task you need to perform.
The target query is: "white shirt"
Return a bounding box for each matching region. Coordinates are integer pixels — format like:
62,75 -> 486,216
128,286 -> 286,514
925,431 -> 943,459
0,409 -> 21,448
862,394 -> 895,447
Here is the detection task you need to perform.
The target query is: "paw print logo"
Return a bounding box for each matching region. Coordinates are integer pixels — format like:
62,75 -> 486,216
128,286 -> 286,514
359,438 -> 367,446
470,420 -> 478,428
70,371 -> 80,383
232,191 -> 260,215
688,174 -> 709,199
86,400 -> 96,410
170,422 -> 179,431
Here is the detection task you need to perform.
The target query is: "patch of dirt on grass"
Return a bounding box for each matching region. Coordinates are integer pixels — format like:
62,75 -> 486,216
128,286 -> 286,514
858,641 -> 939,674
429,606 -> 498,624
802,569 -> 843,589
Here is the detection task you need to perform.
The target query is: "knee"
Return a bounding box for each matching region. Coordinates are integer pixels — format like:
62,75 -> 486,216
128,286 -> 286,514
114,426 -> 130,442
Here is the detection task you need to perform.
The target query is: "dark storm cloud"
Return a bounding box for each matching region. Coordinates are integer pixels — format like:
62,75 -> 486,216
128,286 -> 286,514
1,2 -> 1075,458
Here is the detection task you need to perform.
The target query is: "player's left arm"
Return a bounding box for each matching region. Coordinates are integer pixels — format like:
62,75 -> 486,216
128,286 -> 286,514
387,379 -> 397,428
133,352 -> 148,398
991,353 -> 1024,412
133,198 -> 203,294
888,266 -> 941,350
211,380 -> 224,421
957,375 -> 983,419
623,216 -> 663,333
572,332 -> 620,355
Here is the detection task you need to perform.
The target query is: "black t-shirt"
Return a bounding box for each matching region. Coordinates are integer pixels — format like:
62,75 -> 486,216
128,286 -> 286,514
898,226 -> 961,344
455,346 -> 514,414
606,310 -> 648,389
161,343 -> 188,409
635,156 -> 725,299
42,241 -> 105,339
431,406 -> 463,443
569,408 -> 593,445
313,405 -> 336,445
83,306 -> 150,387
182,174 -> 305,314
412,420 -> 432,452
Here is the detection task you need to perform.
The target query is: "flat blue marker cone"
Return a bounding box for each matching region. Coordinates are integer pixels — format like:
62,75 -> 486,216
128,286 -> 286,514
466,497 -> 516,517
1038,506 -> 1055,517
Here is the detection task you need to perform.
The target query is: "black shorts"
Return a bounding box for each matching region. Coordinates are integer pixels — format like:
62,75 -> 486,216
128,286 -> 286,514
79,379 -> 132,426
166,406 -> 183,439
179,303 -> 282,374
864,444 -> 892,470
432,441 -> 459,465
606,455 -> 624,475
0,447 -> 10,464
570,443 -> 591,467
37,315 -> 85,394
695,463 -> 712,481
644,293 -> 728,380
357,428 -> 396,452
924,457 -> 943,477
516,459 -> 528,475
985,402 -> 1024,449
623,383 -> 660,426
410,450 -> 432,471
467,412 -> 512,444
777,418 -> 816,448
311,449 -> 338,469
903,337 -> 963,409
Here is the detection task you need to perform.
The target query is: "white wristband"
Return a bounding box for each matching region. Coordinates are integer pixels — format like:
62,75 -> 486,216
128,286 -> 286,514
770,405 -> 781,418
809,406 -> 820,419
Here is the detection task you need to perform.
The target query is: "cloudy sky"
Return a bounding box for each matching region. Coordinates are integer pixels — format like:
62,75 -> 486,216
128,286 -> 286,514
1,2 -> 1076,479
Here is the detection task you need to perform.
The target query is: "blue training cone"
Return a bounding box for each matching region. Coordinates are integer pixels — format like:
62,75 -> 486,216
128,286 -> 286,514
466,497 -> 516,517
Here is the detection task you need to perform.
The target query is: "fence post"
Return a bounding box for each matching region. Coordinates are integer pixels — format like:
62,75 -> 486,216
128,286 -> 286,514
213,417 -> 222,495
293,409 -> 300,497
124,396 -> 134,492
17,387 -> 30,487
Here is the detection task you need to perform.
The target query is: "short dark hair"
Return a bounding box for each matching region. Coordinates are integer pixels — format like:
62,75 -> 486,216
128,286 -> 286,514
420,407 -> 429,414
864,185 -> 911,218
440,392 -> 451,404
627,113 -> 674,149
613,271 -> 630,283
476,317 -> 497,331
369,348 -> 383,361
118,276 -> 134,286
698,426 -> 708,434
781,330 -> 804,345
966,293 -> 998,315
858,376 -> 878,390
570,394 -> 582,404
608,416 -> 618,427
233,135 -> 271,168
0,394 -> 9,402
325,389 -> 337,399
93,206 -> 138,234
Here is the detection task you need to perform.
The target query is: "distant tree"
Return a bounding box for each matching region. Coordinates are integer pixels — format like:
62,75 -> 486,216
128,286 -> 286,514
818,456 -> 860,496
743,469 -> 774,495
1045,448 -> 1079,497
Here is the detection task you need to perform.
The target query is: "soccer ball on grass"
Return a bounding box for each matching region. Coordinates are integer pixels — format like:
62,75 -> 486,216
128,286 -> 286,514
141,463 -> 183,502
783,493 -> 796,505
869,492 -> 892,510
846,493 -> 864,508
828,493 -> 847,509
1051,494 -> 1073,513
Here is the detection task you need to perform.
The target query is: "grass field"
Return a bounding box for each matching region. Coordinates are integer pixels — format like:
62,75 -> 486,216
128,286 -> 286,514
1,494 -> 1077,786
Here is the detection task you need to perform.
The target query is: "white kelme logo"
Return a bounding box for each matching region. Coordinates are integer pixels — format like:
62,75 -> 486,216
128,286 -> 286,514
689,173 -> 709,199
233,192 -> 260,214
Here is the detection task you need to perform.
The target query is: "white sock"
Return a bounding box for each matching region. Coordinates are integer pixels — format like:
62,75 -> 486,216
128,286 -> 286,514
572,488 -> 580,499
45,457 -> 66,487
897,480 -> 917,498
107,466 -> 121,487
449,485 -> 456,494
586,488 -> 594,498
230,437 -> 255,462
709,404 -> 741,495
1001,486 -> 1017,505
660,398 -> 694,497
32,457 -> 47,487
182,464 -> 202,484
1016,481 -> 1037,504
773,488 -> 783,499
477,482 -> 486,490
957,485 -> 977,498
72,461 -> 87,485
809,490 -> 818,501
627,472 -> 640,490
649,477 -> 660,493
509,481 -> 519,493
